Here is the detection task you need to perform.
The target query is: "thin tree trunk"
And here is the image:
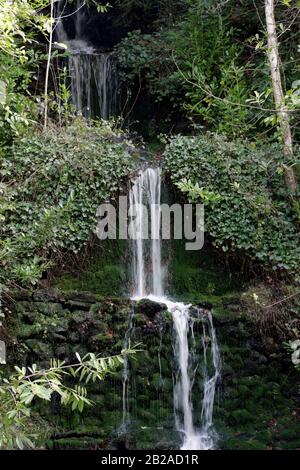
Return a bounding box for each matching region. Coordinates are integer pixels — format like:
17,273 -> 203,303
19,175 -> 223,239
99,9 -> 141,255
43,0 -> 54,131
265,0 -> 298,193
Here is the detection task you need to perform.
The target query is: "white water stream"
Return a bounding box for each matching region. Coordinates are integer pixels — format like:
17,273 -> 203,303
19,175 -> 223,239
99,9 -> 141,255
54,1 -> 117,119
128,168 -> 221,450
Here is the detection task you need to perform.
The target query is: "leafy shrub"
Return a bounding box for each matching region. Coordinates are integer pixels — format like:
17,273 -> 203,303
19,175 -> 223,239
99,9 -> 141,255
0,349 -> 136,449
0,119 -> 136,288
114,3 -> 251,136
0,52 -> 39,143
166,2 -> 250,136
164,133 -> 300,277
0,0 -> 48,142
115,30 -> 182,105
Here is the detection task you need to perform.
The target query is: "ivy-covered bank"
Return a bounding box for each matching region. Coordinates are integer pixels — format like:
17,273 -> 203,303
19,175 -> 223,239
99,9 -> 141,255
0,120 -> 136,291
3,288 -> 300,450
164,134 -> 300,276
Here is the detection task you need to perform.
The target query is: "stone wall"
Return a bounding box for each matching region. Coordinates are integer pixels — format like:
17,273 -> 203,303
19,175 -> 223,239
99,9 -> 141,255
3,289 -> 300,450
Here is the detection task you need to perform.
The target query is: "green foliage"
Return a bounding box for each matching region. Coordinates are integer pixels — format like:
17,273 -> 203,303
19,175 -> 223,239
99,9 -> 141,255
0,0 -> 47,59
167,1 -> 250,136
115,30 -> 182,109
0,51 -> 39,142
0,348 -> 136,449
0,120 -> 135,289
164,133 -> 300,276
0,1 -> 49,142
114,0 -> 300,140
176,179 -> 221,204
114,2 -> 251,136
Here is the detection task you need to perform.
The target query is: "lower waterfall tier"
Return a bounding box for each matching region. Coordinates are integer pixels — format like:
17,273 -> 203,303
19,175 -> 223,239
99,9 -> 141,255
5,290 -> 300,450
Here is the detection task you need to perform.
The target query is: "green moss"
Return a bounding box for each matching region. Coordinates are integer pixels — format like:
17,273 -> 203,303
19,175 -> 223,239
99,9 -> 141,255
54,239 -> 128,296
16,323 -> 45,339
52,437 -> 102,450
170,240 -> 242,295
55,265 -> 126,295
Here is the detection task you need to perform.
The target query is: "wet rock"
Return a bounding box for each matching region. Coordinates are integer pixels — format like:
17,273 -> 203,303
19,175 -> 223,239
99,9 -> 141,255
64,300 -> 93,311
134,298 -> 167,319
20,310 -> 37,325
25,339 -> 53,360
69,311 -> 94,326
8,289 -> 33,301
33,289 -> 60,302
63,291 -> 101,305
55,345 -> 72,359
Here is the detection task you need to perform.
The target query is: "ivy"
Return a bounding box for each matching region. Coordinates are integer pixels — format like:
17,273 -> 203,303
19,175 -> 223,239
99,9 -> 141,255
0,119 -> 136,288
164,133 -> 300,277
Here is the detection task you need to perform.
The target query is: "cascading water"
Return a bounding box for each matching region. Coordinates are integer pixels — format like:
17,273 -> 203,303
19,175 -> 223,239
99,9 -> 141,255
129,168 -> 163,298
200,313 -> 221,447
54,0 -> 219,452
68,53 -> 117,119
128,167 -> 221,450
120,308 -> 135,433
54,0 -> 118,119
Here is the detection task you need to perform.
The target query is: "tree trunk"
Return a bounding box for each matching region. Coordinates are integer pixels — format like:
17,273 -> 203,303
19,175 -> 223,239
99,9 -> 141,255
43,0 -> 54,131
265,0 -> 298,193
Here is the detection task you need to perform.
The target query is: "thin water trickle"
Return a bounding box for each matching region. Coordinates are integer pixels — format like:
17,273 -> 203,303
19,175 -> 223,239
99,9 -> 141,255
119,308 -> 135,433
128,167 -> 221,450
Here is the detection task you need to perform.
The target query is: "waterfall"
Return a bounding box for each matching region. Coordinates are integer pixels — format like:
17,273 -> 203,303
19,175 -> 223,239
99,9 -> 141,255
55,0 -> 68,44
200,313 -> 221,446
75,0 -> 86,40
69,53 -> 117,119
120,308 -> 135,433
128,167 -> 221,450
129,168 -> 163,298
54,1 -> 118,119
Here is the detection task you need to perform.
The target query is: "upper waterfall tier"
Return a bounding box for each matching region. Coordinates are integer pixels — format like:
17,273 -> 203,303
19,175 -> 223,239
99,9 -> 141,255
69,53 -> 118,120
54,1 -> 118,119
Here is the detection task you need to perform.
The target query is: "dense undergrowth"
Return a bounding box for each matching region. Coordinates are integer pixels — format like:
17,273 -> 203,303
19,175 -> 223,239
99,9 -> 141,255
164,133 -> 300,277
0,120 -> 135,290
115,0 -> 300,140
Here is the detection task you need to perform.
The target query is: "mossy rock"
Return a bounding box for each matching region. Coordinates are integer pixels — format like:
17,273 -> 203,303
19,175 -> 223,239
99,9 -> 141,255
24,339 -> 53,360
53,239 -> 128,296
51,437 -> 103,450
135,299 -> 167,318
16,323 -> 45,339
